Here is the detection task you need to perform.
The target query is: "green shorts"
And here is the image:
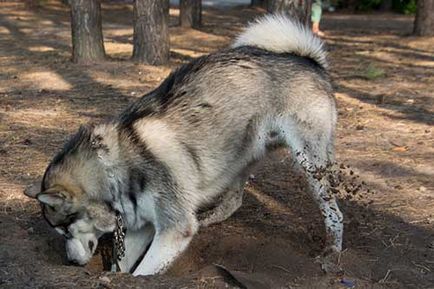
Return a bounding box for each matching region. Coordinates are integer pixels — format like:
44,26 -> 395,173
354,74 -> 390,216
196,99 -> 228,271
311,0 -> 322,23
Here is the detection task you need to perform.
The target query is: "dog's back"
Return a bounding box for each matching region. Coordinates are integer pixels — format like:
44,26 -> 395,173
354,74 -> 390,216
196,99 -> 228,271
119,15 -> 336,204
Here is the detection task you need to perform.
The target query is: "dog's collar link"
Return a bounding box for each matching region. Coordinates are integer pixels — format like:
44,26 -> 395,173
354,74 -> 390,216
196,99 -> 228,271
111,212 -> 126,272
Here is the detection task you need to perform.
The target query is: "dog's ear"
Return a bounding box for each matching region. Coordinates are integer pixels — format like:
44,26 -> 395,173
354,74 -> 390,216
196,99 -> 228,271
37,191 -> 71,207
24,183 -> 40,199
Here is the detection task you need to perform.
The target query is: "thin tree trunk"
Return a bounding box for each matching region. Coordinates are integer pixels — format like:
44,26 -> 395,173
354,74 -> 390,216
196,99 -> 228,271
70,0 -> 106,63
180,0 -> 202,28
413,0 -> 434,36
267,0 -> 312,26
132,0 -> 170,65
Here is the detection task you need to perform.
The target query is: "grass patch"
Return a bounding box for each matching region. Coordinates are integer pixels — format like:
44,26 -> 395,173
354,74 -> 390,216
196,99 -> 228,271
362,63 -> 385,80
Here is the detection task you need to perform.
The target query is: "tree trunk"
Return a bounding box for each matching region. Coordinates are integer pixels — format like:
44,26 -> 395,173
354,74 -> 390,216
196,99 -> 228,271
132,0 -> 170,65
413,0 -> 434,36
267,0 -> 312,26
70,0 -> 106,63
180,0 -> 202,28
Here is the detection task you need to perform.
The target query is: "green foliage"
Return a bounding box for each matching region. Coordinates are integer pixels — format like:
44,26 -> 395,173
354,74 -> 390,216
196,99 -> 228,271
392,0 -> 417,14
333,0 -> 416,14
362,63 -> 385,80
356,0 -> 383,11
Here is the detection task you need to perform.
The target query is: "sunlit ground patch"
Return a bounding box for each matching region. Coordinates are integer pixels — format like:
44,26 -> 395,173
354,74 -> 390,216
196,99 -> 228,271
21,70 -> 72,91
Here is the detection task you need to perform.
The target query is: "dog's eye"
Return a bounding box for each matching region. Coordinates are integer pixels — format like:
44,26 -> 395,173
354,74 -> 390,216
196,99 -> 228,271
55,227 -> 66,235
43,204 -> 56,213
55,224 -> 72,239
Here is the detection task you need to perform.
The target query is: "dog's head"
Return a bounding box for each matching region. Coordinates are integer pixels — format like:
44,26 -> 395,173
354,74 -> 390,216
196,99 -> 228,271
25,125 -> 117,265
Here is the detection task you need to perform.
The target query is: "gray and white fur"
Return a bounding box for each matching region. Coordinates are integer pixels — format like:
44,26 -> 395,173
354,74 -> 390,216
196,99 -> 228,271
25,15 -> 343,276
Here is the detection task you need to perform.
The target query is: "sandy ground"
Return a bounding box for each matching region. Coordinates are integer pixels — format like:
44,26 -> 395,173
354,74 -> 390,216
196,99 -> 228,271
0,1 -> 433,288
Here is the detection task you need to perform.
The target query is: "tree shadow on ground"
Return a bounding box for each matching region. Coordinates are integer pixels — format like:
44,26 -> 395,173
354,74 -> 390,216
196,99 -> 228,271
321,15 -> 433,126
322,13 -> 414,35
336,85 -> 433,126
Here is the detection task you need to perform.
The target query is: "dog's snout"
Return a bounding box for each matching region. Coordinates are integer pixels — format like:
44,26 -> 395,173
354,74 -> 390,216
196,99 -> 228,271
66,237 -> 93,266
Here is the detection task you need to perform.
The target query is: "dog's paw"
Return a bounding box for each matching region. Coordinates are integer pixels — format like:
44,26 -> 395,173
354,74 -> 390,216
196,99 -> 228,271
315,246 -> 344,275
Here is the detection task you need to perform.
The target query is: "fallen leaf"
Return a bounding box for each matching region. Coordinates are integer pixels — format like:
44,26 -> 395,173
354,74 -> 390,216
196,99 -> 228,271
392,146 -> 408,152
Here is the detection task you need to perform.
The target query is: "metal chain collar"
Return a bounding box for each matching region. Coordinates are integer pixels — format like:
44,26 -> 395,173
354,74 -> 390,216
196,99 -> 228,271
111,213 -> 126,272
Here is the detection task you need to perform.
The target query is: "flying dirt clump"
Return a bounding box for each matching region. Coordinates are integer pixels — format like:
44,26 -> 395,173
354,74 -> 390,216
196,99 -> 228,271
295,149 -> 374,204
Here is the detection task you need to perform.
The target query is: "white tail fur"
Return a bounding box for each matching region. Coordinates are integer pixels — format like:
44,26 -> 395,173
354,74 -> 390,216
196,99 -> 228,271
232,14 -> 327,68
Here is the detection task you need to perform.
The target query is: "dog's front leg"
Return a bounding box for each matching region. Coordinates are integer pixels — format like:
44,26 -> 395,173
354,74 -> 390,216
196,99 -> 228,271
132,221 -> 197,276
118,224 -> 155,273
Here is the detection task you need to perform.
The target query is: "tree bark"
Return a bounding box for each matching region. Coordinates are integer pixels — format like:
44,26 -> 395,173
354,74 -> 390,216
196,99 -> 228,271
180,0 -> 202,28
413,0 -> 434,36
70,0 -> 106,63
132,0 -> 170,65
267,0 -> 312,26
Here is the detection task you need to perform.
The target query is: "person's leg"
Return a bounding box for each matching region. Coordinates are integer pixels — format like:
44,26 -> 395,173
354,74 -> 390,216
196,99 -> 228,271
311,0 -> 324,36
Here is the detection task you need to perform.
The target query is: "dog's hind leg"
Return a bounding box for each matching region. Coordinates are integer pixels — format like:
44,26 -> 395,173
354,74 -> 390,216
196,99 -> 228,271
301,147 -> 343,274
284,119 -> 343,255
199,185 -> 244,227
199,174 -> 247,227
296,147 -> 343,254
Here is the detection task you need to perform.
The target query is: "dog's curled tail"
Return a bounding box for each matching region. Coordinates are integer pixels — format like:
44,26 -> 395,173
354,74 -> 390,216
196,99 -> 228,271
232,14 -> 327,68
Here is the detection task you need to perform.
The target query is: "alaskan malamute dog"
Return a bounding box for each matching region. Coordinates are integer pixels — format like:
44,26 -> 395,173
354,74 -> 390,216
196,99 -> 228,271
25,15 -> 343,275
